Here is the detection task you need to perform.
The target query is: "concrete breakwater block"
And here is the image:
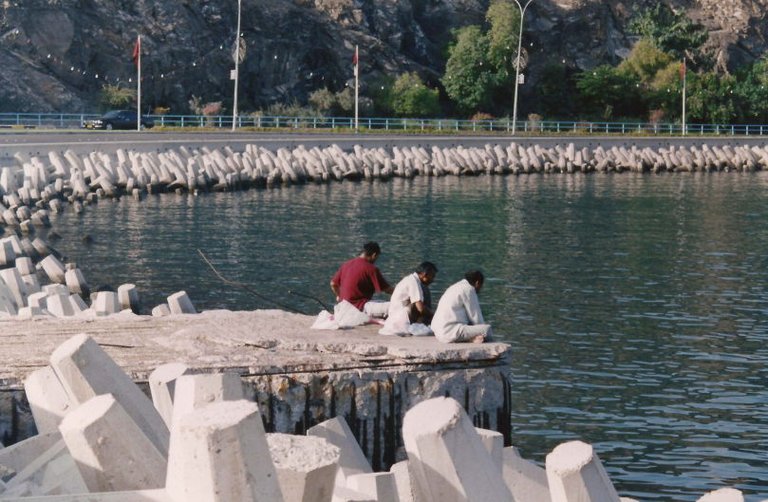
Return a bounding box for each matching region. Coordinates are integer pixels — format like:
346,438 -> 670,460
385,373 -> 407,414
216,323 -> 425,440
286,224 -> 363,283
65,267 -> 90,297
697,488 -> 744,501
267,433 -> 339,502
165,400 -> 284,502
0,238 -> 15,267
345,472 -> 398,502
170,372 -> 244,427
59,394 -> 166,492
503,446 -> 550,502
1,438 -> 87,496
24,366 -> 72,434
151,304 -> 171,317
39,255 -> 66,284
167,291 -> 196,314
402,396 -> 512,501
0,267 -> 26,309
49,334 -> 170,457
545,440 -> 620,502
0,431 -> 62,480
14,256 -> 34,276
148,363 -> 190,428
0,281 -> 18,316
118,283 -> 140,313
307,417 -> 372,489
476,427 -> 504,473
92,291 -> 121,316
389,461 -> 417,502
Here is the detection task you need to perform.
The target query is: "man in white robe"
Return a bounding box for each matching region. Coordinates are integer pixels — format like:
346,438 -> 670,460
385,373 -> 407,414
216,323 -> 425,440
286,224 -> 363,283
379,262 -> 437,336
431,270 -> 492,343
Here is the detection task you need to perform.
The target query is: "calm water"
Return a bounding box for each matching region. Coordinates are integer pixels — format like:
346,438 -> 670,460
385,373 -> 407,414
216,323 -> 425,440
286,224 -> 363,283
43,173 -> 768,500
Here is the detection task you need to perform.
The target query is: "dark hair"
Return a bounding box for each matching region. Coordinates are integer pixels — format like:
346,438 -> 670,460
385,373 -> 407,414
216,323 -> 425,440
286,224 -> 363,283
362,241 -> 381,257
416,261 -> 438,275
464,270 -> 484,285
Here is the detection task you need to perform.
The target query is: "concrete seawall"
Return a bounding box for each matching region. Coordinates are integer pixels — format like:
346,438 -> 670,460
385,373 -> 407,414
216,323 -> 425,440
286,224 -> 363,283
0,310 -> 512,470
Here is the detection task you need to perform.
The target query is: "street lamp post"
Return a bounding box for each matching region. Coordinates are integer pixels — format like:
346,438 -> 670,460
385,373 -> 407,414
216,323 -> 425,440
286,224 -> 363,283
511,0 -> 534,135
232,0 -> 242,131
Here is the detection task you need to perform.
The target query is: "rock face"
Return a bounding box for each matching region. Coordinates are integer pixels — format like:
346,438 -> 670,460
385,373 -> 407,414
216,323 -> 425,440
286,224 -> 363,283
0,0 -> 764,114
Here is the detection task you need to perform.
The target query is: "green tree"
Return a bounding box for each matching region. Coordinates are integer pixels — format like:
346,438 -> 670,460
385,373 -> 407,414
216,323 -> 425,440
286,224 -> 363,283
442,26 -> 496,114
619,39 -> 674,85
368,75 -> 396,116
733,59 -> 768,123
391,73 -> 441,117
100,84 -> 136,110
308,88 -> 336,115
686,72 -> 737,123
486,0 -> 519,81
628,4 -> 708,59
536,62 -> 576,118
575,65 -> 641,119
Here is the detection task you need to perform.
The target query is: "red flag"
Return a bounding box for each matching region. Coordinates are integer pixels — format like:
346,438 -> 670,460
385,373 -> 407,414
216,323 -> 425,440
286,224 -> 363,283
132,37 -> 141,67
352,45 -> 358,66
679,59 -> 686,81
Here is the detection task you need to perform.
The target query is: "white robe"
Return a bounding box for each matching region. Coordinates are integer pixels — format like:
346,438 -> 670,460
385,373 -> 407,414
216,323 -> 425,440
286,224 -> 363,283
379,272 -> 424,336
431,279 -> 488,343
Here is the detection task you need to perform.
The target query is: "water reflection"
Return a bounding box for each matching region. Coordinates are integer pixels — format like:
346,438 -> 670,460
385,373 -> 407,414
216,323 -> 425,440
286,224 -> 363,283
44,172 -> 768,500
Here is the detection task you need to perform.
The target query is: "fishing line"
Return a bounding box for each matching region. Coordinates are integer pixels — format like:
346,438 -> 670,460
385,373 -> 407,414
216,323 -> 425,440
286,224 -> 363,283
196,249 -> 308,315
288,290 -> 331,312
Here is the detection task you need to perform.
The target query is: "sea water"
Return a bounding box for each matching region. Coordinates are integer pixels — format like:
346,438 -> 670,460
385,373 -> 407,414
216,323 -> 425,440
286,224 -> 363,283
43,172 -> 768,500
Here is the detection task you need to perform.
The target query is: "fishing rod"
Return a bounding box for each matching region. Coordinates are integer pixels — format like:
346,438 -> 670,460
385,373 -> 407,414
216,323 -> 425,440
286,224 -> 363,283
196,249 -> 308,315
288,289 -> 331,312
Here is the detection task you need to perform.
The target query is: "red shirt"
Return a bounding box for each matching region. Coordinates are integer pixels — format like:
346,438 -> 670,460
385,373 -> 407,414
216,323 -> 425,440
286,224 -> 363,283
331,257 -> 390,310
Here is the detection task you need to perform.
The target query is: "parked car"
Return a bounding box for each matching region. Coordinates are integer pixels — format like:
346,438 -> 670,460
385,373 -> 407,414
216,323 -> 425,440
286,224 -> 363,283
82,110 -> 154,130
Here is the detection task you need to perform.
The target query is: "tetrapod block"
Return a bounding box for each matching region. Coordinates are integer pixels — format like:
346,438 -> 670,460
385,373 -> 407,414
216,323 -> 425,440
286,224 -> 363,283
50,334 -> 169,456
346,472 -> 398,502
267,432 -> 339,502
545,440 -> 620,502
167,291 -> 196,314
24,366 -> 72,434
402,396 -> 512,502
59,394 -> 166,492
307,417 -> 371,488
476,427 -> 504,473
165,400 -> 284,502
148,363 -> 190,428
170,372 -> 244,427
502,446 -> 550,502
697,488 -> 744,502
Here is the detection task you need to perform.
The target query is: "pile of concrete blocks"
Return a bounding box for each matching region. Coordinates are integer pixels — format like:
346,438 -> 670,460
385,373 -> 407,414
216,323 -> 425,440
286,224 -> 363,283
0,334 -> 757,502
0,234 -> 196,319
2,143 -> 768,222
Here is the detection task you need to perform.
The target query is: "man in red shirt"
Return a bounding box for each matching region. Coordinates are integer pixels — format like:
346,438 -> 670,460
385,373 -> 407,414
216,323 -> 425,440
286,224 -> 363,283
330,242 -> 394,317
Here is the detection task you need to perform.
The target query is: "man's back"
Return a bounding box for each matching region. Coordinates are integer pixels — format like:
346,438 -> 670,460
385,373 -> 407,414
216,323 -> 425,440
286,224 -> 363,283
432,279 -> 486,343
332,257 -> 389,310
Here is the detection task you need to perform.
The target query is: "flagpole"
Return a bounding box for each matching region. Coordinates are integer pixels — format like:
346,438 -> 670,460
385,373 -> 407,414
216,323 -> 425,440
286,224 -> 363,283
137,35 -> 141,132
354,45 -> 359,133
681,58 -> 687,136
232,0 -> 242,132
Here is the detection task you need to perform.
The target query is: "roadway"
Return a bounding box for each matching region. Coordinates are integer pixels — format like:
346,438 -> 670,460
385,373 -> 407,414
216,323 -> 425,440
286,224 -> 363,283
0,129 -> 766,159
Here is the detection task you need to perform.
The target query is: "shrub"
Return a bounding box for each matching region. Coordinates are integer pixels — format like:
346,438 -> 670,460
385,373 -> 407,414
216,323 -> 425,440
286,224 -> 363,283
100,84 -> 135,110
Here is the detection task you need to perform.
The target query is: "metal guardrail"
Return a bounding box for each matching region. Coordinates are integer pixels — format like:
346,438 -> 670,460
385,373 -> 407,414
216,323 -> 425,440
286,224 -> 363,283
2,112 -> 768,136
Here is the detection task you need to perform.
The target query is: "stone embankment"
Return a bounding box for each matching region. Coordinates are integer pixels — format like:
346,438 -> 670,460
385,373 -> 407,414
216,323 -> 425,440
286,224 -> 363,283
0,334 -> 740,501
0,142 -> 766,223
0,333 -> 755,501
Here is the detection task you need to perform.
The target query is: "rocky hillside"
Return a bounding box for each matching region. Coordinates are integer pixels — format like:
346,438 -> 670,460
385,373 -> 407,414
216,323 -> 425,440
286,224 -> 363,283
0,0 -> 765,115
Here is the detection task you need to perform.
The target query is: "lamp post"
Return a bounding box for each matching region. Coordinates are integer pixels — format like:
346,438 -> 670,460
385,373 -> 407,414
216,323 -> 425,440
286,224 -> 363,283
231,0 -> 242,131
511,0 -> 534,135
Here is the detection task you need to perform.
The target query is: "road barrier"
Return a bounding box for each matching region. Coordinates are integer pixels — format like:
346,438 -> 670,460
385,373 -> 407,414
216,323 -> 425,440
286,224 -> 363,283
2,112 -> 768,136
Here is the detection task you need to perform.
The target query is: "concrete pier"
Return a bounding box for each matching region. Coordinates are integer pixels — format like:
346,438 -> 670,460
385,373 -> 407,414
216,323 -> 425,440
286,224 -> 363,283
0,309 -> 512,471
